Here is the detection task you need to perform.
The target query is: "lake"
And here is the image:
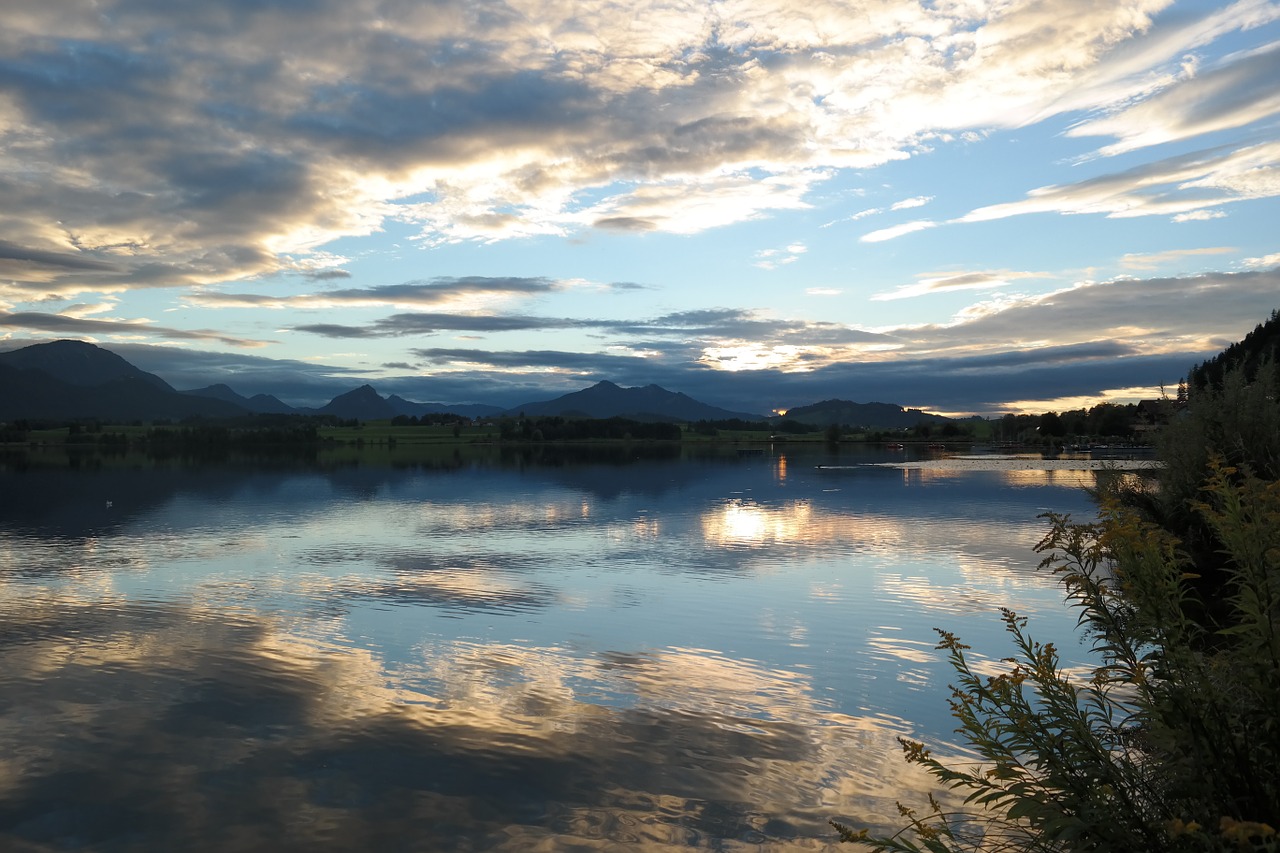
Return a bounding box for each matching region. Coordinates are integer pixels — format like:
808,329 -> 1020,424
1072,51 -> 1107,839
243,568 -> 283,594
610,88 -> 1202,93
0,444 -> 1109,851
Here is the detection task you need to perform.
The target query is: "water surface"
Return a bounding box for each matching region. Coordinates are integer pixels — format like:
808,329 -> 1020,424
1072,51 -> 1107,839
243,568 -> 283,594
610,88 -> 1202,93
0,445 -> 1104,851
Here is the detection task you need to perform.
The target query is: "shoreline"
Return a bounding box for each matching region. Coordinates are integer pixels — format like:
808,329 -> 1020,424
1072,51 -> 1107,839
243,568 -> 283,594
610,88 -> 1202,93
866,457 -> 1161,471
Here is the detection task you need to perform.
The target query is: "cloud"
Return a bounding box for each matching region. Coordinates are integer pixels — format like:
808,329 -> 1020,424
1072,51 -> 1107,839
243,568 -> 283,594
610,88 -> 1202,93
890,196 -> 933,211
960,141 -> 1280,224
1242,252 -> 1280,269
860,220 -> 937,243
0,311 -> 271,348
289,305 -> 895,348
871,270 -> 1045,301
754,242 -> 807,270
1173,209 -> 1227,222
1068,41 -> 1280,156
7,265 -> 1269,413
292,313 -> 592,339
187,277 -> 565,310
1119,246 -> 1235,270
904,268 -> 1280,359
0,0 -> 1260,296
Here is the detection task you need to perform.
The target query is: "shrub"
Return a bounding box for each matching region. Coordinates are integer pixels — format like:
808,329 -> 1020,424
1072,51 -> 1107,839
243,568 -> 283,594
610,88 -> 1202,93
832,460 -> 1279,852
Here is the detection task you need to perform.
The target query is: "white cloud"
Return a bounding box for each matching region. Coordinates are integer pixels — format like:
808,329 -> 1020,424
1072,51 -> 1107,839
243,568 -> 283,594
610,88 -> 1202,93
754,241 -> 807,269
871,270 -> 1045,301
960,141 -> 1280,224
1172,209 -> 1227,222
860,220 -> 937,243
890,195 -> 934,211
1242,252 -> 1280,269
1067,25 -> 1280,156
1119,246 -> 1235,270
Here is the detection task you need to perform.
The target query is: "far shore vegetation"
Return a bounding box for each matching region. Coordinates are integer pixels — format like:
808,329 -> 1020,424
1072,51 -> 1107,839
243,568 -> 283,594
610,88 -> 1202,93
0,398 -> 1161,456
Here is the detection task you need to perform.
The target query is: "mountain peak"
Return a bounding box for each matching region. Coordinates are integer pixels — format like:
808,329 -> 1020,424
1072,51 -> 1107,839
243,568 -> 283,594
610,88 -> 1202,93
508,380 -> 761,421
0,338 -> 174,391
319,384 -> 398,420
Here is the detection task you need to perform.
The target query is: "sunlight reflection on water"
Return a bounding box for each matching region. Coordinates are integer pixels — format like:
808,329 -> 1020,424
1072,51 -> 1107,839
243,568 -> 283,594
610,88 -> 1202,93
0,447 -> 1101,850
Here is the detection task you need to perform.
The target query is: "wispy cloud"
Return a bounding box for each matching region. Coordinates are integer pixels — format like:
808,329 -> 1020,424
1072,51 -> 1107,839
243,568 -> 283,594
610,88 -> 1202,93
1119,246 -> 1235,270
1173,210 -> 1227,223
890,196 -> 934,211
754,243 -> 808,270
0,312 -> 271,348
860,220 -> 937,243
187,277 -> 565,310
871,270 -> 1045,301
960,142 -> 1280,224
1068,40 -> 1280,157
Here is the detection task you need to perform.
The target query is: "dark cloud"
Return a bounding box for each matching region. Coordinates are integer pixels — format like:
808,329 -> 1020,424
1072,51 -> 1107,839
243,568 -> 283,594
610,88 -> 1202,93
0,240 -> 121,272
593,216 -> 659,231
913,269 -> 1280,349
299,268 -> 351,281
288,323 -> 377,339
0,312 -> 269,348
191,277 -> 563,309
288,304 -> 898,347
294,313 -> 594,338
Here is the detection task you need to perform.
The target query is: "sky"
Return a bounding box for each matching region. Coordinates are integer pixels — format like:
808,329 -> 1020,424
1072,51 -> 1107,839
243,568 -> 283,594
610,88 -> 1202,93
1,0 -> 1278,416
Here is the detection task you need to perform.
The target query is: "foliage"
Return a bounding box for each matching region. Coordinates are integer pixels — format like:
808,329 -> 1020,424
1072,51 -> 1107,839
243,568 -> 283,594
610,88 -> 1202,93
1188,309 -> 1280,391
832,460 -> 1280,852
1102,357 -> 1280,622
498,415 -> 682,441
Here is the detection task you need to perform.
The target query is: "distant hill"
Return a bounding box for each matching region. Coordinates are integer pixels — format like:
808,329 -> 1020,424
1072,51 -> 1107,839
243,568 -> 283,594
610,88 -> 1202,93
0,340 -> 248,421
0,359 -> 247,423
385,394 -> 504,419
780,399 -> 952,430
507,381 -> 763,422
184,383 -> 297,414
0,339 -> 173,390
318,385 -> 401,420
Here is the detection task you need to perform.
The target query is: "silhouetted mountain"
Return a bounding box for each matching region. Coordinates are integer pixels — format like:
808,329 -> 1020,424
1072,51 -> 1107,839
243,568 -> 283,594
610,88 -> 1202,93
0,340 -> 250,421
385,394 -> 503,419
0,339 -> 172,390
184,384 -> 297,415
318,385 -> 400,420
507,380 -> 762,421
780,399 -> 952,430
0,362 -> 246,422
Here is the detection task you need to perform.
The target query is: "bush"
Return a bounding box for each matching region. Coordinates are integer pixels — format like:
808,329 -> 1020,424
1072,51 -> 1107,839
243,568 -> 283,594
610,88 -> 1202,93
833,460 -> 1279,852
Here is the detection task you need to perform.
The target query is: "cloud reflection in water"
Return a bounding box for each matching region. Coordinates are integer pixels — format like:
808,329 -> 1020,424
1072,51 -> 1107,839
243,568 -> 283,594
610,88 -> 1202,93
0,450 -> 1101,849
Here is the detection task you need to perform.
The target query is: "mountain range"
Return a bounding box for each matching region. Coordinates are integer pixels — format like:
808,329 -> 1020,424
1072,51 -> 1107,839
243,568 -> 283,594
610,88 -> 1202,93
0,339 -> 952,427
781,399 -> 954,430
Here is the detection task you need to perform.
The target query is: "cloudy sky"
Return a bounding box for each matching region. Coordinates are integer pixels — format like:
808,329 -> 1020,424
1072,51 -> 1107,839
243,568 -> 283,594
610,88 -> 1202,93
1,0 -> 1278,414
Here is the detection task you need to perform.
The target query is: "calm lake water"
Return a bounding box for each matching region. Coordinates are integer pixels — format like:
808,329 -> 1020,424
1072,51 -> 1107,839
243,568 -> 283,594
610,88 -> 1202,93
0,444 -> 1109,851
